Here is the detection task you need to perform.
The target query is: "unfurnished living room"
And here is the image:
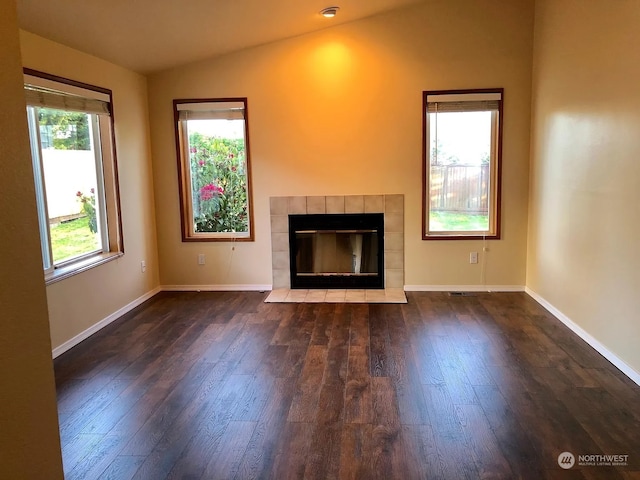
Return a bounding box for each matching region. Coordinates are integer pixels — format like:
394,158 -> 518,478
1,0 -> 639,478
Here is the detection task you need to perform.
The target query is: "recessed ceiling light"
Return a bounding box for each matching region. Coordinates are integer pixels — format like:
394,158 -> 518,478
320,6 -> 339,18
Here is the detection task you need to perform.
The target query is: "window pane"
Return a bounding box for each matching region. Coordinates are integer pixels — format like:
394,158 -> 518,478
185,118 -> 249,234
39,108 -> 103,263
429,110 -> 492,233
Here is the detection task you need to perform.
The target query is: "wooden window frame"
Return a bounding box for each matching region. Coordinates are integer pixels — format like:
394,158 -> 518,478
23,68 -> 124,284
173,98 -> 255,242
422,88 -> 503,240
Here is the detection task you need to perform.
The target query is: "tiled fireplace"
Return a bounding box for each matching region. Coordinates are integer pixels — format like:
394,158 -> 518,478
269,195 -> 404,289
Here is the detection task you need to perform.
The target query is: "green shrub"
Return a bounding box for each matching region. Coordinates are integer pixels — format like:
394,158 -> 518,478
189,133 -> 248,233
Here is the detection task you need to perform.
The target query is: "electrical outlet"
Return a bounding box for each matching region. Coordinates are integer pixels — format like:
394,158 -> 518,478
469,252 -> 478,264
141,260 -> 146,273
198,253 -> 205,265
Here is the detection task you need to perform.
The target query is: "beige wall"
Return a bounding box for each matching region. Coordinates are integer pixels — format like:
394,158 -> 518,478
148,0 -> 534,289
0,0 -> 63,476
528,0 -> 640,372
19,32 -> 160,350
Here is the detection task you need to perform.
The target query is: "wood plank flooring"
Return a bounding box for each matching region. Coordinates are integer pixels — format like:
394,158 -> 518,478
54,291 -> 640,479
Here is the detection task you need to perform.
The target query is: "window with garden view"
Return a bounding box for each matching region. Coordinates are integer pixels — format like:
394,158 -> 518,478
174,98 -> 254,241
423,89 -> 503,239
24,69 -> 123,282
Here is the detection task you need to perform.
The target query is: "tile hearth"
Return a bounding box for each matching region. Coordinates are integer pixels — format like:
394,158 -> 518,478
265,288 -> 407,304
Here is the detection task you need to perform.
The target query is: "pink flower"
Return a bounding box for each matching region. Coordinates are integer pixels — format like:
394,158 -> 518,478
90,187 -> 95,194
231,166 -> 237,172
198,160 -> 205,167
200,183 -> 224,201
189,147 -> 197,154
76,191 -> 83,197
228,153 -> 234,159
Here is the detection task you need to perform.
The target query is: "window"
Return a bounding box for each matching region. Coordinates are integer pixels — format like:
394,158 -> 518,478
422,88 -> 503,239
174,98 -> 254,241
24,69 -> 123,282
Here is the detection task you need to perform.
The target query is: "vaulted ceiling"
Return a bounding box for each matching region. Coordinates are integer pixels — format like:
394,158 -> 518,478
16,0 -> 426,74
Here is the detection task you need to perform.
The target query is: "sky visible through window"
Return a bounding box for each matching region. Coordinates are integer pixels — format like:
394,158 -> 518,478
187,119 -> 244,139
430,111 -> 491,165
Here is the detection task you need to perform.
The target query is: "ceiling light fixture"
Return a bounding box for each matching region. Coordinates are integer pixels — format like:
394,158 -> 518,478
320,6 -> 339,18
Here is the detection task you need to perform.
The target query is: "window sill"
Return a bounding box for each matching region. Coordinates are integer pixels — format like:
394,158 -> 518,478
423,234 -> 500,240
182,233 -> 254,242
45,252 -> 123,286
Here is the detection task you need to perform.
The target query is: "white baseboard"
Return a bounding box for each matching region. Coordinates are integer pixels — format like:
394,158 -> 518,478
161,284 -> 272,292
525,287 -> 640,387
52,286 -> 162,358
404,284 -> 525,292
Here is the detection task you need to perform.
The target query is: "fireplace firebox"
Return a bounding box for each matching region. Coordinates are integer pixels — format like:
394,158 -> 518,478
289,213 -> 384,289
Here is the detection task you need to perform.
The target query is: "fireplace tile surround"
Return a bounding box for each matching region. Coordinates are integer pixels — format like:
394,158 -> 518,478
269,195 -> 404,290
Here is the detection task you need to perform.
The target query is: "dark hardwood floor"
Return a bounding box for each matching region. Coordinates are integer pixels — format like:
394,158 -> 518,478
54,291 -> 640,479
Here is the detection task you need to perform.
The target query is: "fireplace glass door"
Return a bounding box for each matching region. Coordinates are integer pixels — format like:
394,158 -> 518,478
289,213 -> 384,289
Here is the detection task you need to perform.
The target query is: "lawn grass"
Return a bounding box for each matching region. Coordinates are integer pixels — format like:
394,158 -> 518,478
50,216 -> 100,262
430,211 -> 489,232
